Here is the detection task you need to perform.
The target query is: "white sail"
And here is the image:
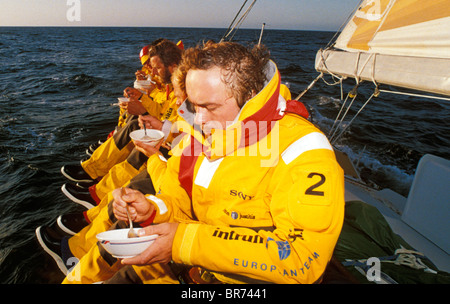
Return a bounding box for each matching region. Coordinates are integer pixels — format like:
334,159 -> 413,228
315,0 -> 450,96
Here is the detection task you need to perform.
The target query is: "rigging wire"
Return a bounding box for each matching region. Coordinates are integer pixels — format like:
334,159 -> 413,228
301,0 -> 450,144
228,0 -> 258,41
296,0 -> 362,101
330,91 -> 376,144
329,89 -> 357,141
378,89 -> 450,102
325,0 -> 364,49
221,0 -> 248,42
220,0 -> 258,42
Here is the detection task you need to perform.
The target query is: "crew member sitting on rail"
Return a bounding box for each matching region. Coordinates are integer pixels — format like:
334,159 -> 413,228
59,39 -> 183,197
62,41 -> 345,284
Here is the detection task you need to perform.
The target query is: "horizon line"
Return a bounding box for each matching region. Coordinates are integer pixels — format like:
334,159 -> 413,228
0,25 -> 336,33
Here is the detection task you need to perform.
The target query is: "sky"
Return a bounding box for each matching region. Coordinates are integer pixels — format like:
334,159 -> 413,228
0,0 -> 361,31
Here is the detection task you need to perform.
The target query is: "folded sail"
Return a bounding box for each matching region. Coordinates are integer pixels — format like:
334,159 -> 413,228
316,0 -> 450,96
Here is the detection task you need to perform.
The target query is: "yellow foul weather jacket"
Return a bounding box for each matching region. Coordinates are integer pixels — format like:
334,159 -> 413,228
143,61 -> 345,284
89,85 -> 179,201
82,84 -> 178,180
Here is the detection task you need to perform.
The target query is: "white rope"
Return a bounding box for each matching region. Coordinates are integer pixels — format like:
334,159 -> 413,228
321,74 -> 344,87
371,53 -> 378,88
356,52 -> 375,84
384,248 -> 438,274
318,48 -> 345,84
379,89 -> 450,102
353,52 -> 361,85
317,48 -> 346,101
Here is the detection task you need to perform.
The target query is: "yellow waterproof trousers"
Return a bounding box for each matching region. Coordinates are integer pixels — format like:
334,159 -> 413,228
63,222 -> 126,284
81,116 -> 139,179
85,169 -> 154,222
64,243 -> 178,284
69,170 -> 156,258
64,222 -> 179,284
91,148 -> 148,202
69,202 -> 115,260
84,190 -> 112,223
103,264 -> 179,284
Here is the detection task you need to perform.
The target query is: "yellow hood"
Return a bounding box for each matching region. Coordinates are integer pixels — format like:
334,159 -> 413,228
173,61 -> 285,161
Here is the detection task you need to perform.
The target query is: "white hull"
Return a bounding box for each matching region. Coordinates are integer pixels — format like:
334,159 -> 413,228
339,152 -> 450,273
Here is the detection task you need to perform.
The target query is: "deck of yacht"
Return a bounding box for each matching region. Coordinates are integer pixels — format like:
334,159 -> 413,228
337,151 -> 450,273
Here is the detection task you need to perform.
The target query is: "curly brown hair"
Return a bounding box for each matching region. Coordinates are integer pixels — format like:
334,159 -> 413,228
171,65 -> 197,113
149,39 -> 183,67
180,41 -> 270,108
171,65 -> 186,94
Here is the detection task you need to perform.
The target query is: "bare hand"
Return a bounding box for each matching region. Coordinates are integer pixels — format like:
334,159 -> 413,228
112,187 -> 154,223
121,223 -> 179,265
134,139 -> 163,158
125,98 -> 147,115
135,70 -> 147,80
124,87 -> 143,99
138,115 -> 163,130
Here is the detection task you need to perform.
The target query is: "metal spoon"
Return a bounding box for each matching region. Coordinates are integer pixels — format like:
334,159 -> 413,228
126,206 -> 138,238
121,188 -> 138,238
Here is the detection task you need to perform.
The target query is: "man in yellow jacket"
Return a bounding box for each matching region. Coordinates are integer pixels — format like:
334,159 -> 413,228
35,40 -> 182,275
59,71 -> 191,264
64,42 -> 344,284
60,40 -> 182,200
35,69 -> 191,278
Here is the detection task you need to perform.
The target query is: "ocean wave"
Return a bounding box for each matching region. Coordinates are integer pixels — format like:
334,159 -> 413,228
64,73 -> 103,92
279,63 -> 305,75
335,143 -> 414,196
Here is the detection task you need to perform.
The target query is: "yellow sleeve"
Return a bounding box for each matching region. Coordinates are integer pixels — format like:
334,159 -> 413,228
141,88 -> 179,126
159,91 -> 179,123
145,138 -> 194,224
140,91 -> 163,118
146,153 -> 168,192
117,108 -> 127,128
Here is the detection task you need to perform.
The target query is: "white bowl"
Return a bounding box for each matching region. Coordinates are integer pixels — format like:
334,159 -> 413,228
118,97 -> 130,103
130,129 -> 164,146
134,80 -> 154,90
96,228 -> 157,258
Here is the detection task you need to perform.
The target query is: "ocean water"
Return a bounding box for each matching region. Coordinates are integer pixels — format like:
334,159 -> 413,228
0,27 -> 449,283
